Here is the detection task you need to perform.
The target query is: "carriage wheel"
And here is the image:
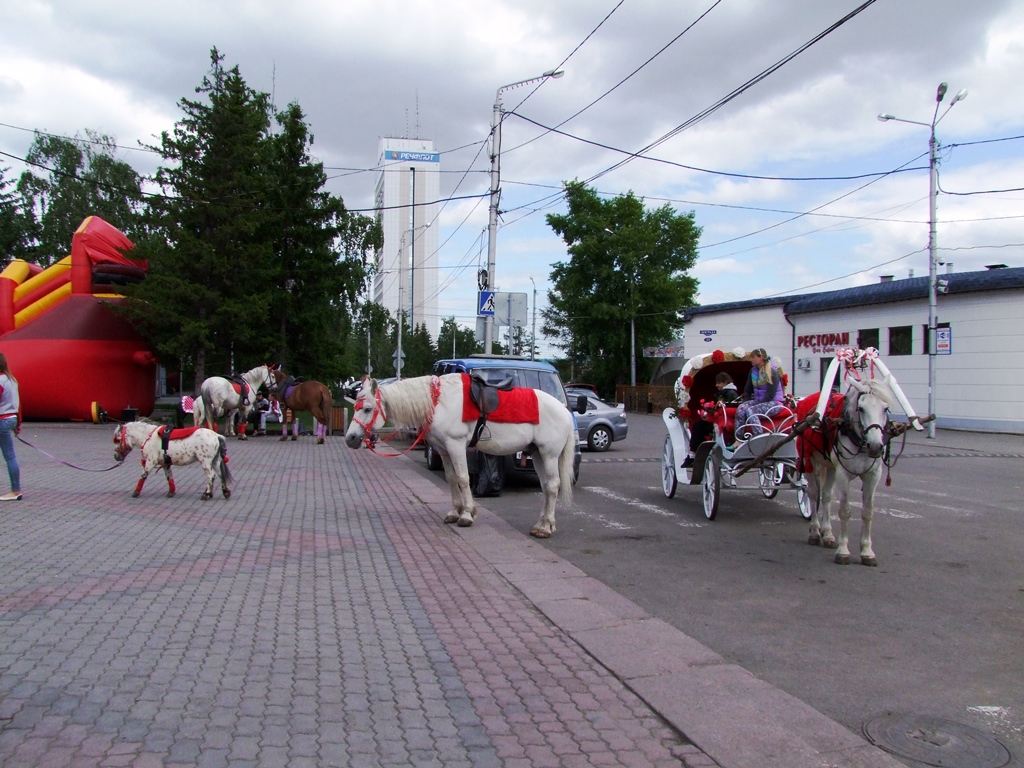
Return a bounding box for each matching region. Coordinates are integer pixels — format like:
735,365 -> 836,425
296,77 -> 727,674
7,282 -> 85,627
661,436 -> 678,499
702,452 -> 720,520
797,476 -> 818,521
758,462 -> 784,499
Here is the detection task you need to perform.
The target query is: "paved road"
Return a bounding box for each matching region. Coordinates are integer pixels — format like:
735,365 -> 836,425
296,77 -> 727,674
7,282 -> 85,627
409,413 -> 1024,767
0,419 -> 1015,767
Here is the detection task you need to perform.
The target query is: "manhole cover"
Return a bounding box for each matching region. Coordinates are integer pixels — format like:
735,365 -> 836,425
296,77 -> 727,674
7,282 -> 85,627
863,713 -> 1011,768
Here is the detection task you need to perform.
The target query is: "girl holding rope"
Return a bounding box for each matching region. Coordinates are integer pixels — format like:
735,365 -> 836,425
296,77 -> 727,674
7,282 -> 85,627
0,353 -> 22,501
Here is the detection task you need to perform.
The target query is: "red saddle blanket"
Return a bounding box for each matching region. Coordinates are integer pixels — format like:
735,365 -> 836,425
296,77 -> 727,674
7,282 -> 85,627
795,392 -> 844,471
161,426 -> 204,441
461,373 -> 540,424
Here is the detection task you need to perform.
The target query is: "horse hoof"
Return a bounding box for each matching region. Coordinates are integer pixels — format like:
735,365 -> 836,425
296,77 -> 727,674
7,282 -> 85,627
823,538 -> 838,550
238,435 -> 248,441
530,527 -> 552,539
279,436 -> 288,441
132,491 -> 140,498
166,492 -> 175,498
291,436 -> 298,441
443,513 -> 459,524
834,553 -> 851,565
861,556 -> 878,567
456,517 -> 474,527
201,493 -> 212,501
808,534 -> 821,546
223,490 -> 231,499
317,438 -> 325,445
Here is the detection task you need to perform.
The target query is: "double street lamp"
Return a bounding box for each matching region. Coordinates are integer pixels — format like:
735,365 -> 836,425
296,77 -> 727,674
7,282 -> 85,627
878,82 -> 967,439
484,68 -> 564,353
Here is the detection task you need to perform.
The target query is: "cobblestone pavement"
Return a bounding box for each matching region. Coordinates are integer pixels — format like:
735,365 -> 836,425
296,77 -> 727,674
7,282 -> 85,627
0,424 -> 714,767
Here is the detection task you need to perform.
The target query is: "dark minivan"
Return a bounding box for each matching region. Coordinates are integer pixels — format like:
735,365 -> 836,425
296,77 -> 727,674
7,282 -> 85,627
425,355 -> 584,496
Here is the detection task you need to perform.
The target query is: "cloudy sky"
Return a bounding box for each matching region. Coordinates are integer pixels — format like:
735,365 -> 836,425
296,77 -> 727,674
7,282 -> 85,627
3,0 -> 1022,347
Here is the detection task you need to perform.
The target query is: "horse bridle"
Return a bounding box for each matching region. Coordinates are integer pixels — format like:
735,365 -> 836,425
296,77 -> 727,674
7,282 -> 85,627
352,390 -> 386,449
114,426 -> 133,462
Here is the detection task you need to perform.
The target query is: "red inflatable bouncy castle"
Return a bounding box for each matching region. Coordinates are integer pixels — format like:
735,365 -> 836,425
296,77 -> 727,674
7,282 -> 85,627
0,217 -> 156,421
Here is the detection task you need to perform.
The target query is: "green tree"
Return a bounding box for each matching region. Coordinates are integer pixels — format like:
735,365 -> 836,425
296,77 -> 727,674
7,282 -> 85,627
124,49 -> 279,389
436,317 -> 483,360
0,167 -> 34,263
341,301 -> 395,380
16,132 -> 144,265
544,181 -> 700,393
262,102 -> 379,384
402,321 -> 436,377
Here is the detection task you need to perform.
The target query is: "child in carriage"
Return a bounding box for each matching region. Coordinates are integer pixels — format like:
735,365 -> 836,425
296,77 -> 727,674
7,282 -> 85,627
682,372 -> 740,468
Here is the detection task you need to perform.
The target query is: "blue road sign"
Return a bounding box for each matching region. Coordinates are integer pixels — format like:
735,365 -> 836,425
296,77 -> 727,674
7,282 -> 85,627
478,291 -> 496,316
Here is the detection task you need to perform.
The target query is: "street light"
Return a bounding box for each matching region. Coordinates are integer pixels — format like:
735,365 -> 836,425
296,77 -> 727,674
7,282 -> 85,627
878,82 -> 967,438
406,222 -> 430,330
484,68 -> 564,353
529,276 -> 537,361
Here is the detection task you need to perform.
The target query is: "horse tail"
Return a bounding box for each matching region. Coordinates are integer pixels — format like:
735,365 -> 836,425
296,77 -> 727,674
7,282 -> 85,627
192,397 -> 205,427
201,388 -> 216,430
216,434 -> 234,490
558,419 -> 574,507
321,385 -> 333,427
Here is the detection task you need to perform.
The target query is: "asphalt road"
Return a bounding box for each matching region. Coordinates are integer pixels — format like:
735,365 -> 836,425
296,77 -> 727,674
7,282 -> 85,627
407,412 -> 1024,765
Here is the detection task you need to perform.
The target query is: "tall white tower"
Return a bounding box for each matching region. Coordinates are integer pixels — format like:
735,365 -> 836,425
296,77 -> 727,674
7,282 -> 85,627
374,138 -> 441,341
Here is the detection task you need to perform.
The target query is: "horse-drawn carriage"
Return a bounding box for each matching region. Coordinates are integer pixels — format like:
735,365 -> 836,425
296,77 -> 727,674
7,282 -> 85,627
662,345 -> 930,565
660,347 -> 813,520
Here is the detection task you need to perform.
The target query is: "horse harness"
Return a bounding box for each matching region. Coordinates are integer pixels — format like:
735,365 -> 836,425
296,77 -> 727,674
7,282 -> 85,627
467,372 -> 514,448
353,377 -> 442,456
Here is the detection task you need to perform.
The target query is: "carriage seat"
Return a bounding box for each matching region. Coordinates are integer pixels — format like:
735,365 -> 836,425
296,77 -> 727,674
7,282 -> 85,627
714,403 -> 796,443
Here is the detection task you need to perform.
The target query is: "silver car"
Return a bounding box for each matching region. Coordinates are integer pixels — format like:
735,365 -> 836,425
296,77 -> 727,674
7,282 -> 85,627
566,389 -> 628,451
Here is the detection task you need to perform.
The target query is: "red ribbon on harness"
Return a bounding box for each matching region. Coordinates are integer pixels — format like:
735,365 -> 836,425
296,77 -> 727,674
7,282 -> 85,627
795,392 -> 845,472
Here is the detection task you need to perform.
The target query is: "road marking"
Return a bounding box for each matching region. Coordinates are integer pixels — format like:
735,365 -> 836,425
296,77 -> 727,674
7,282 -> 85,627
587,486 -> 706,528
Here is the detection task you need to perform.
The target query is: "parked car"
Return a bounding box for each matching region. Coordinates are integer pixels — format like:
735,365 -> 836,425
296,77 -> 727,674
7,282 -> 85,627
424,355 -> 585,496
565,388 -> 628,451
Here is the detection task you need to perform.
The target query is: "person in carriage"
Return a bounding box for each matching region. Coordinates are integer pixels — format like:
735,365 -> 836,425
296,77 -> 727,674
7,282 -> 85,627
731,347 -> 785,448
682,372 -> 739,468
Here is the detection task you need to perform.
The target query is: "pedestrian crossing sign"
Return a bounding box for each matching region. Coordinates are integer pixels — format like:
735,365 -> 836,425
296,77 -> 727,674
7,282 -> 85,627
478,291 -> 495,316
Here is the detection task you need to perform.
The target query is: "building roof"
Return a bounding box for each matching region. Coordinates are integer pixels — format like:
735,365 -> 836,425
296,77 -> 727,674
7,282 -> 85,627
682,266 -> 1024,320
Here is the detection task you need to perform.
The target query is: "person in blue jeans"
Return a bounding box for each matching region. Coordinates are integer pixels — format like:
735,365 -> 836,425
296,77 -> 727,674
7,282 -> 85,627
0,353 -> 22,501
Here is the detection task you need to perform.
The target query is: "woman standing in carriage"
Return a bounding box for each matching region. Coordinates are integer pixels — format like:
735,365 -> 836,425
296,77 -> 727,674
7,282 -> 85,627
731,347 -> 785,447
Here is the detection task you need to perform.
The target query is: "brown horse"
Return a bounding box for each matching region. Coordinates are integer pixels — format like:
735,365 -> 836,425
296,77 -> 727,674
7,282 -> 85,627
270,370 -> 333,444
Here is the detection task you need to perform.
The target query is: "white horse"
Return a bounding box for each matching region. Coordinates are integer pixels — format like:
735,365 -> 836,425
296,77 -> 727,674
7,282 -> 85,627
344,374 -> 575,538
803,378 -> 895,566
114,420 -> 234,500
199,364 -> 275,439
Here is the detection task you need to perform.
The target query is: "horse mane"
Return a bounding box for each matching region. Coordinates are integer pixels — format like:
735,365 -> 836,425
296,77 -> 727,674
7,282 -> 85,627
378,376 -> 433,428
842,376 -> 896,421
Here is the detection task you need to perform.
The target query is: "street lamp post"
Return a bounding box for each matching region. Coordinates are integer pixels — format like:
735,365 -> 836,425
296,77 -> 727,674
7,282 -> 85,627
878,82 -> 967,439
529,276 -> 537,361
484,68 -> 564,353
406,221 -> 430,331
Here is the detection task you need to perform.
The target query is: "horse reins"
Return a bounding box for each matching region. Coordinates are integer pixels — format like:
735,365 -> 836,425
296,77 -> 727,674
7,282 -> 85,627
355,377 -> 440,458
18,433 -> 125,472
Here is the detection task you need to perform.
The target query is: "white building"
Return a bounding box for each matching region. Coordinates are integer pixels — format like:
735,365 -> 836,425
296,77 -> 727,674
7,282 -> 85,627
374,138 -> 441,340
651,266 -> 1024,433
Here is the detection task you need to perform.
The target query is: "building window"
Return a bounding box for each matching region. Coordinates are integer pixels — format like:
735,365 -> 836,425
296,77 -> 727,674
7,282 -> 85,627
889,326 -> 913,356
820,358 -> 838,391
922,322 -> 951,354
858,328 -> 880,350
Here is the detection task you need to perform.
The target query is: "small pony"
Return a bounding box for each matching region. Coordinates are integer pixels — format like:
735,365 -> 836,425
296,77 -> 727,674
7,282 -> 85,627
270,370 -> 333,444
114,420 -> 234,500
344,374 -> 574,538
